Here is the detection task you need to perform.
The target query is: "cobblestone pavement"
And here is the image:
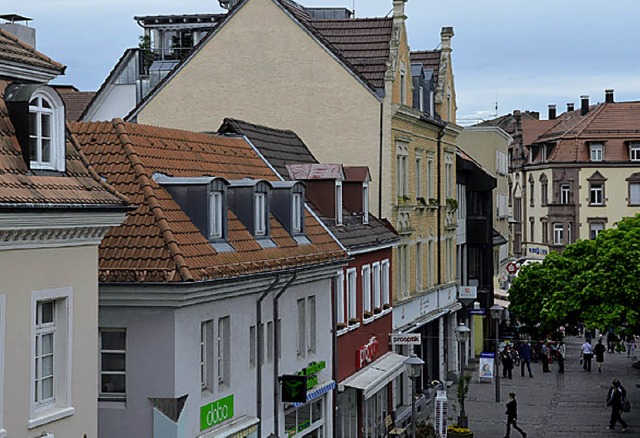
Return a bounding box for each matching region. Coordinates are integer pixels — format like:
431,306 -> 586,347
450,336 -> 640,437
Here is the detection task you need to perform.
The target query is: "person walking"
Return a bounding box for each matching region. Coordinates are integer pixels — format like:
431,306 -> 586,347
581,339 -> 593,372
519,340 -> 533,377
606,379 -> 628,431
626,333 -> 636,358
502,345 -> 514,379
504,392 -> 527,438
594,338 -> 606,373
541,341 -> 551,373
556,341 -> 565,373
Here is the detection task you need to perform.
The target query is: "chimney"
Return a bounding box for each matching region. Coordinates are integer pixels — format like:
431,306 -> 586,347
548,105 -> 556,120
0,14 -> 36,48
580,95 -> 589,116
393,0 -> 408,20
605,89 -> 614,103
440,26 -> 455,52
567,103 -> 575,112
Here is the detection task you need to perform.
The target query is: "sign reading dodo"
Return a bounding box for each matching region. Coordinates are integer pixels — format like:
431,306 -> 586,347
200,394 -> 234,431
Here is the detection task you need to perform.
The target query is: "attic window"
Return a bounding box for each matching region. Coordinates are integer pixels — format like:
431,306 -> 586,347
254,192 -> 267,236
209,191 -> 223,239
590,143 -> 603,162
292,193 -> 302,234
362,182 -> 369,225
29,90 -> 65,171
630,143 -> 640,161
336,181 -> 343,225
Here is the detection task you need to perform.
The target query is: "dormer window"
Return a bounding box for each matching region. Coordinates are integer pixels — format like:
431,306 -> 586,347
362,182 -> 369,225
630,143 -> 640,161
254,192 -> 267,236
292,193 -> 302,234
335,181 -> 343,225
590,143 -> 603,162
540,145 -> 547,162
5,84 -> 65,172
270,181 -> 306,243
209,190 -> 223,239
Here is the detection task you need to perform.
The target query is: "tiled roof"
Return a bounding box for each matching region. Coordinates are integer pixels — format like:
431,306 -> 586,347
55,86 -> 96,121
410,50 -> 441,84
309,18 -> 393,89
70,119 -> 346,283
0,29 -> 64,75
219,117 -> 398,253
0,81 -> 128,208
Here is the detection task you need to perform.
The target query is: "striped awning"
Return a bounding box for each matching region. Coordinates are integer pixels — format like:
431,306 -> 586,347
291,380 -> 336,408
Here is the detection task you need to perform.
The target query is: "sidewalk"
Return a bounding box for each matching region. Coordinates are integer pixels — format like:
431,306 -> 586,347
450,336 -> 640,437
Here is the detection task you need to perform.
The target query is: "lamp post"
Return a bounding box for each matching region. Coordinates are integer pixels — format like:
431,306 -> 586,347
490,304 -> 504,403
454,322 -> 471,376
404,354 -> 425,438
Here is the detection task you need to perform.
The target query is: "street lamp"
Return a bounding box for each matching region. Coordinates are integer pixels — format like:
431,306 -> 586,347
404,354 -> 425,438
455,322 -> 471,375
490,304 -> 504,403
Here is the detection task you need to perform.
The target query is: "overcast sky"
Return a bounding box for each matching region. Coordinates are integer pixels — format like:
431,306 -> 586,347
14,0 -> 640,123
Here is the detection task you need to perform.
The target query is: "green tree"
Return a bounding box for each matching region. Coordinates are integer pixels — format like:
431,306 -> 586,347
509,214 -> 640,333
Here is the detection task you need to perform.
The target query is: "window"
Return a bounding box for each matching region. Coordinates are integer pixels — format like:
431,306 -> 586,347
396,143 -> 408,199
335,271 -> 346,327
553,223 -> 564,245
541,180 -> 548,205
560,184 -> 570,204
28,89 -> 65,171
292,193 -> 302,233
629,182 -> 640,205
590,143 -> 603,161
529,180 -> 535,207
249,325 -> 256,367
217,316 -> 230,387
347,268 -> 357,322
362,265 -> 372,318
200,322 -> 212,390
568,222 -> 573,244
362,182 -> 369,225
540,145 -> 547,162
630,143 -> 640,161
307,296 -> 316,354
529,218 -> 535,242
416,241 -> 423,290
590,183 -> 604,205
542,221 -> 548,244
372,262 -> 381,310
254,192 -> 267,236
496,150 -> 508,176
445,155 -> 454,199
497,193 -> 508,218
381,260 -> 390,307
419,84 -> 424,112
30,288 -> 72,427
98,328 -> 127,400
209,191 -> 223,239
398,244 -> 408,298
427,158 -> 434,199
267,321 -> 274,363
415,155 -> 423,198
590,223 -> 604,240
400,63 -> 407,104
336,181 -> 343,225
427,240 -> 434,287
297,299 -> 306,358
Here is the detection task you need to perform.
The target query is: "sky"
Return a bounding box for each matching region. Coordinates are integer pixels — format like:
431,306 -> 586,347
12,0 -> 640,124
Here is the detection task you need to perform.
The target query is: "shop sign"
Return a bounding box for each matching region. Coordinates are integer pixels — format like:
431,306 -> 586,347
479,352 -> 495,380
390,333 -> 421,345
468,308 -> 486,315
296,360 -> 326,391
200,394 -> 234,431
523,244 -> 549,259
281,375 -> 308,403
356,336 -> 379,369
458,285 -> 477,300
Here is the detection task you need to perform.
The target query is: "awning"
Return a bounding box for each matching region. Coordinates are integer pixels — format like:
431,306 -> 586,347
493,228 -> 508,246
339,352 -> 407,399
290,380 -> 336,408
445,301 -> 463,313
200,415 -> 259,438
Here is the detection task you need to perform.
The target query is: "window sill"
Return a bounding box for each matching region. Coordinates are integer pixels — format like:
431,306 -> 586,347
363,308 -> 392,325
99,400 -> 127,409
28,406 -> 75,429
337,322 -> 360,336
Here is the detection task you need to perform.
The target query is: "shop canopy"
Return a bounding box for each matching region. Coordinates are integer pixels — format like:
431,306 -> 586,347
339,352 -> 407,399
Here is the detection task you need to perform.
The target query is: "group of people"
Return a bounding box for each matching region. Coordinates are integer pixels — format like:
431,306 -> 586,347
580,335 -> 634,373
500,339 -> 565,378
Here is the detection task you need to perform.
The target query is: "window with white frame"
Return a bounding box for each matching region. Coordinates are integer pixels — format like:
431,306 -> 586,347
249,325 -> 256,367
553,223 -> 564,245
541,179 -> 548,205
217,316 -> 230,387
372,262 -> 381,310
419,84 -> 424,112
416,241 -> 423,290
445,155 -> 454,198
400,62 -> 407,104
497,192 -> 508,218
266,321 -> 274,363
30,288 -> 72,426
297,299 -> 306,358
100,328 -> 127,399
540,145 -> 547,162
362,265 -> 372,317
560,184 -> 570,204
630,182 -> 640,205
28,89 -> 65,171
590,143 -> 603,161
529,179 -> 535,207
629,143 -> 640,161
542,220 -> 548,244
427,157 -> 434,200
347,268 -> 357,322
396,143 -> 409,199
568,222 -> 573,244
496,150 -> 508,176
335,271 -> 346,327
590,223 -> 604,240
336,181 -> 343,225
308,296 -> 316,354
362,182 -> 369,224
589,182 -> 604,205
200,321 -> 212,390
398,244 -> 409,298
427,240 -> 434,287
254,192 -> 267,236
415,154 -> 423,199
209,191 -> 223,239
292,193 -> 302,233
381,259 -> 390,307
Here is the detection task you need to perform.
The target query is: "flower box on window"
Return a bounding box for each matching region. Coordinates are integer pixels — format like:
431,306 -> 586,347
349,318 -> 360,325
373,308 -> 382,314
383,303 -> 391,310
363,311 -> 373,319
337,322 -> 347,330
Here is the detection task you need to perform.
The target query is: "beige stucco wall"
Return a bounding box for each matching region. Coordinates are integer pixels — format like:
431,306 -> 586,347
136,0 -> 383,215
0,245 -> 98,437
526,168 -> 550,244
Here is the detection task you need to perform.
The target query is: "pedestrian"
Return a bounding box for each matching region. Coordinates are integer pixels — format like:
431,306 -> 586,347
556,341 -> 565,373
518,339 -> 533,378
607,330 -> 616,353
581,339 -> 593,372
502,345 -> 514,379
541,341 -> 551,373
504,392 -> 527,438
594,338 -> 606,373
606,379 -> 628,431
626,333 -> 636,358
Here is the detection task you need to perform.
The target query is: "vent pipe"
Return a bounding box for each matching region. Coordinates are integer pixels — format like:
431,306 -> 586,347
567,103 -> 575,112
548,104 -> 556,120
605,89 -> 614,103
580,96 -> 589,116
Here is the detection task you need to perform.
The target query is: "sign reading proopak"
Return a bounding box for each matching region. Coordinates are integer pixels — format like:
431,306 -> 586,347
200,394 -> 234,431
390,333 -> 422,345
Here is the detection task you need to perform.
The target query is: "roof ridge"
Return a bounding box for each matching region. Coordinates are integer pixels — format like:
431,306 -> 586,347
112,118 -> 194,282
0,28 -> 65,72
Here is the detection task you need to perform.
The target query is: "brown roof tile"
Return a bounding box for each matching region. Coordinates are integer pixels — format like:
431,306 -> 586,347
70,119 -> 345,283
410,50 -> 441,84
55,86 -> 96,122
0,29 -> 64,75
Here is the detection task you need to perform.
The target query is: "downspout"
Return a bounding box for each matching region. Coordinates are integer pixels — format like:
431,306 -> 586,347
378,100 -> 384,218
437,124 -> 446,286
257,275 -> 281,438
331,272 -> 338,438
273,273 -> 298,436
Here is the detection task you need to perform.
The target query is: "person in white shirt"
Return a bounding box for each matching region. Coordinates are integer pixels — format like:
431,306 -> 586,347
581,340 -> 593,372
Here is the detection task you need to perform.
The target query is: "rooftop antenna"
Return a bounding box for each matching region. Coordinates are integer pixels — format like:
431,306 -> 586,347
353,0 -> 356,17
495,101 -> 498,117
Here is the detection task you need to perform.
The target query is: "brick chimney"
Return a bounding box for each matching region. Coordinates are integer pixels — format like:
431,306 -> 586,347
548,104 -> 556,120
567,103 -> 575,112
393,0 -> 408,19
580,95 -> 589,116
605,89 -> 614,103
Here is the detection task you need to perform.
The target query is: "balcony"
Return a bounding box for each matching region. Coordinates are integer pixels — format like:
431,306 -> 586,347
547,202 -> 575,218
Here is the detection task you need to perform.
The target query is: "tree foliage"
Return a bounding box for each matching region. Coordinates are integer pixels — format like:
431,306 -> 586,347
509,214 -> 640,333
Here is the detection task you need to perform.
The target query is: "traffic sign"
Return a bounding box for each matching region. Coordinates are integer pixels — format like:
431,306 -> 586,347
506,261 -> 518,274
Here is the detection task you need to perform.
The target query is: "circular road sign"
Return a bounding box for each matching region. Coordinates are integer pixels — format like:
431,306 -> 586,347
506,262 -> 518,274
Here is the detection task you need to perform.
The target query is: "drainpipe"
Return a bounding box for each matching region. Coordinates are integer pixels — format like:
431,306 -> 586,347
378,100 -> 384,218
273,273 -> 298,436
437,124 -> 445,286
257,275 -> 281,438
331,272 -> 338,438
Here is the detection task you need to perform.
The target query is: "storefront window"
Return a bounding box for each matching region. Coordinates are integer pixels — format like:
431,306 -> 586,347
337,389 -> 358,438
285,398 -> 325,437
363,388 -> 388,437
